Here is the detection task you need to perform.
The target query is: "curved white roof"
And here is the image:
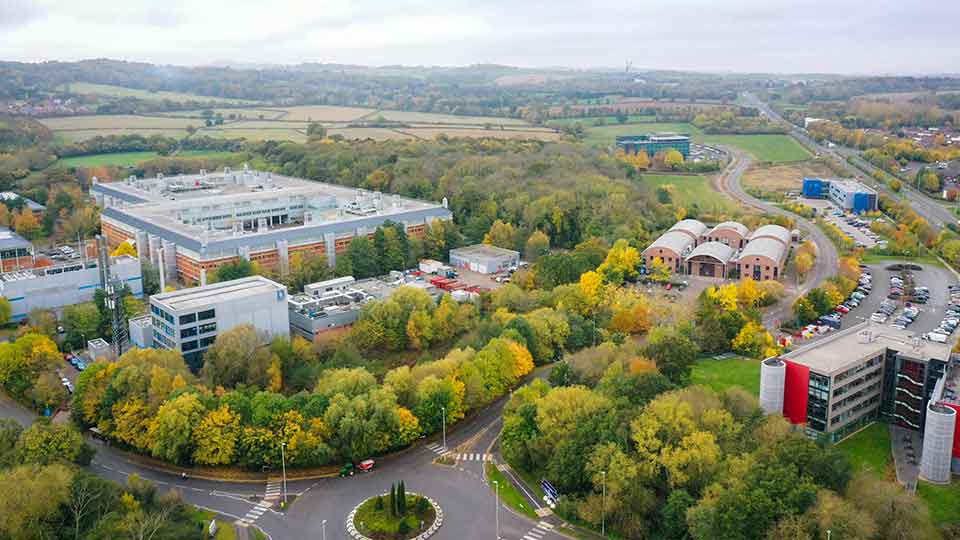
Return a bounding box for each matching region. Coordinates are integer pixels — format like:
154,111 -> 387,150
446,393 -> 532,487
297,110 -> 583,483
708,221 -> 749,238
687,241 -> 736,263
646,231 -> 696,255
668,219 -> 708,239
750,224 -> 791,246
739,237 -> 788,264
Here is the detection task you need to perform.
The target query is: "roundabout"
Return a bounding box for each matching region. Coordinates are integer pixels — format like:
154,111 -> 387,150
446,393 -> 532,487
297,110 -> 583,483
345,484 -> 443,540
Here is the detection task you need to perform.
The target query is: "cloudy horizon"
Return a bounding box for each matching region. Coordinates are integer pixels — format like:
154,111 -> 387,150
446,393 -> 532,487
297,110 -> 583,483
1,0 -> 958,75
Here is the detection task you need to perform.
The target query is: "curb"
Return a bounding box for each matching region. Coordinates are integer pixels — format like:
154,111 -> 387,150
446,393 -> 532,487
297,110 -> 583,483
345,493 -> 443,540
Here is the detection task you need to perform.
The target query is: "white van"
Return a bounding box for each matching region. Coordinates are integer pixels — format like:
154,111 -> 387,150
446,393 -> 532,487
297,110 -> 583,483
924,332 -> 948,343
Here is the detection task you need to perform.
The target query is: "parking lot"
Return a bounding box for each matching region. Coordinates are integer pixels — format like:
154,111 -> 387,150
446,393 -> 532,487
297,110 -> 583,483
797,197 -> 883,249
792,262 -> 959,345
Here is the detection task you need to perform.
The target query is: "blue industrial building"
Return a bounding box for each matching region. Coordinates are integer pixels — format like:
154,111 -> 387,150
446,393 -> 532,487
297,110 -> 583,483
616,134 -> 691,158
802,177 -> 877,214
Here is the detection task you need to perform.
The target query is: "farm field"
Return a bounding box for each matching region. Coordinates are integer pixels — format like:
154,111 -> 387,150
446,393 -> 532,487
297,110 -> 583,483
547,115 -> 656,127
41,114 -> 196,131
690,356 -> 760,396
399,127 -> 559,141
328,127 -> 413,141
63,82 -> 254,105
741,159 -> 836,195
583,121 -> 810,162
159,108 -> 288,120
57,151 -> 159,167
375,109 -> 530,125
199,127 -> 307,142
56,128 -> 190,142
699,133 -> 810,163
280,105 -> 376,122
641,173 -> 739,214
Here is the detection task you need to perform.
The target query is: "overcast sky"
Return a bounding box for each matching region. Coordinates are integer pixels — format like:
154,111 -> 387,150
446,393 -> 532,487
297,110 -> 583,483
2,0 -> 958,75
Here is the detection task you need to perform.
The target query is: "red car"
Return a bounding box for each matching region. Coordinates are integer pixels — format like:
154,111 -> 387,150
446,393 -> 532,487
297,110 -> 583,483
836,305 -> 850,314
358,459 -> 375,472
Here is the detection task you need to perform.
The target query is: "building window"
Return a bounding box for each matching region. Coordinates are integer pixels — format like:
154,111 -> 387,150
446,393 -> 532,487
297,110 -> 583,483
182,340 -> 198,352
199,322 -> 217,334
180,313 -> 197,325
198,309 -> 215,321
200,336 -> 217,348
181,327 -> 197,339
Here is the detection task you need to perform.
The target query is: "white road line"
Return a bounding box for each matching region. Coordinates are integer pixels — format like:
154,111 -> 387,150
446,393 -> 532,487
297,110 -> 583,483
528,528 -> 545,536
524,535 -> 539,540
538,521 -> 554,529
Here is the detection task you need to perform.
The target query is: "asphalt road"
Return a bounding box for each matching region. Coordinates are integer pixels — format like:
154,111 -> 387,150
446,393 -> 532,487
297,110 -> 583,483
1,381 -> 567,540
713,149 -> 840,328
742,93 -> 955,230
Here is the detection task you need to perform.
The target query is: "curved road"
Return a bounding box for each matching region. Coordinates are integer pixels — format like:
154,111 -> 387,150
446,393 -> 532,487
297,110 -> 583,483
714,149 -> 840,328
742,92 -> 954,230
2,386 -> 563,540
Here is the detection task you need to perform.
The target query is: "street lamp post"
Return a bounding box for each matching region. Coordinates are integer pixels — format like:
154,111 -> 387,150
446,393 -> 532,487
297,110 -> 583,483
441,406 -> 446,450
280,441 -> 287,507
493,480 -> 500,540
601,471 -> 606,537
322,519 -> 327,540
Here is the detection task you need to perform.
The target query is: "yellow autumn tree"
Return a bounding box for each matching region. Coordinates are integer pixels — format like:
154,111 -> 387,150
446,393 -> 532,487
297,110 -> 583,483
731,321 -> 778,359
192,405 -> 241,465
736,277 -> 763,308
507,340 -> 535,379
112,399 -> 151,450
12,208 -> 40,240
266,356 -> 283,392
579,270 -> 605,312
649,256 -> 671,284
608,289 -> 653,334
598,239 -> 640,284
111,241 -> 137,258
396,407 -> 421,446
706,283 -> 738,311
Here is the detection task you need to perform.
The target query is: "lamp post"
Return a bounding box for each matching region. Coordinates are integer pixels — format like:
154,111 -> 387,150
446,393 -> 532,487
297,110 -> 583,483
280,441 -> 287,507
493,480 -> 500,540
322,519 -> 327,540
601,470 -> 606,537
441,406 -> 446,450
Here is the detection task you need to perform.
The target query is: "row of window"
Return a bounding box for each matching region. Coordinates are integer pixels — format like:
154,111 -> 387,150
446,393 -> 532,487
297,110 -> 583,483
151,304 -> 174,324
153,333 -> 175,349
833,368 -> 882,399
831,394 -> 880,426
181,335 -> 216,352
835,354 -> 883,384
180,322 -> 217,339
179,309 -> 215,326
153,317 -> 174,338
832,381 -> 881,413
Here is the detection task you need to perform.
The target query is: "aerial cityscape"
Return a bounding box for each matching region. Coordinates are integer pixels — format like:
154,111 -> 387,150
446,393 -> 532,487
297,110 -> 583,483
1,2 -> 959,540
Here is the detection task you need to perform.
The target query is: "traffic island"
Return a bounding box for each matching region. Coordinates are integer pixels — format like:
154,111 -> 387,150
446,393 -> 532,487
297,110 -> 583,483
346,484 -> 442,540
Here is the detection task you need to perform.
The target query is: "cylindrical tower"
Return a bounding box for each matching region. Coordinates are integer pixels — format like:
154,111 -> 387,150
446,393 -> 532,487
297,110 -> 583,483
919,402 -> 957,484
759,357 -> 786,415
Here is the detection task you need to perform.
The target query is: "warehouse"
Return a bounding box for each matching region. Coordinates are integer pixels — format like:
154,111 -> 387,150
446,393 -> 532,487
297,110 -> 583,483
0,227 -> 36,271
0,255 -> 142,321
702,221 -> 749,249
92,165 -> 452,284
668,219 -> 708,243
759,323 -> 958,482
449,244 -> 520,274
802,177 -> 878,213
748,224 -> 792,248
738,237 -> 787,280
148,276 -> 289,371
643,231 -> 695,273
685,242 -> 736,278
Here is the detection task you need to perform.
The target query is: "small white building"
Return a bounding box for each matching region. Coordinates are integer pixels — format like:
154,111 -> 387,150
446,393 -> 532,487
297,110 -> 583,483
148,276 -> 289,371
449,244 -> 520,274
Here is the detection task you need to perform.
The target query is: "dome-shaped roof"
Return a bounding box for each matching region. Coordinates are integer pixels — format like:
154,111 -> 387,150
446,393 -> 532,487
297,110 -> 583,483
668,219 -> 708,239
750,224 -> 791,246
708,221 -> 749,238
687,241 -> 736,263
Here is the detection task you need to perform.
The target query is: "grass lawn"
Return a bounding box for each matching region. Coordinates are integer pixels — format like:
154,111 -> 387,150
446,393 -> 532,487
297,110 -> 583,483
690,356 -> 761,396
835,422 -> 891,478
699,133 -> 810,163
177,150 -> 244,160
58,151 -> 160,167
63,82 -> 254,105
583,122 -> 700,146
354,494 -> 435,539
641,174 -> 738,213
918,481 -> 960,526
860,254 -> 944,267
485,463 -> 538,519
191,509 -> 236,540
546,115 -> 656,127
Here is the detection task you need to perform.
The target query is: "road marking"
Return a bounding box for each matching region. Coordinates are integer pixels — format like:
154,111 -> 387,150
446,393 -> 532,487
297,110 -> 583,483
538,521 -> 554,529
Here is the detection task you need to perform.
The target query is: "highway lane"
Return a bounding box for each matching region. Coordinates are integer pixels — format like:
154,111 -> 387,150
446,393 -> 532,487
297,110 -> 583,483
742,93 -> 955,230
714,149 -> 840,328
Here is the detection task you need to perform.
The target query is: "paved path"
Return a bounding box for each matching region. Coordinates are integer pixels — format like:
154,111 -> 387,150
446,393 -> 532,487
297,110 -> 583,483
891,424 -> 922,491
713,148 -> 840,329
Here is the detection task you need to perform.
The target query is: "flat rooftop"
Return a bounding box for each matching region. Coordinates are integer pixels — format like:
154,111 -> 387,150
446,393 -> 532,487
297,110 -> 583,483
829,179 -> 877,195
451,244 -> 520,259
152,276 -> 285,313
785,322 -> 954,375
94,167 -> 450,251
616,133 -> 690,143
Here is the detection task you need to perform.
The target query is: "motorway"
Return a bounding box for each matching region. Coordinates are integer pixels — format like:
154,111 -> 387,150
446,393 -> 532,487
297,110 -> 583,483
1,384 -> 567,540
742,93 -> 956,230
714,149 -> 839,328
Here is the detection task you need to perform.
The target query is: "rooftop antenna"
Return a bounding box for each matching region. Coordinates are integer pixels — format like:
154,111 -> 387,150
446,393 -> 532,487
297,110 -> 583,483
625,60 -> 632,73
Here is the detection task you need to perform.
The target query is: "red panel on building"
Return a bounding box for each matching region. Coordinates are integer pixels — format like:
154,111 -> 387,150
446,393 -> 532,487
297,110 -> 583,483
945,402 -> 960,458
782,359 -> 810,425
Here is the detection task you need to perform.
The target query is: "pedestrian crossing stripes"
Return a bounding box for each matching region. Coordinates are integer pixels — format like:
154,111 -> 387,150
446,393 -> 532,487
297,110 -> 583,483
425,443 -> 491,462
522,521 -> 554,540
236,479 -> 283,527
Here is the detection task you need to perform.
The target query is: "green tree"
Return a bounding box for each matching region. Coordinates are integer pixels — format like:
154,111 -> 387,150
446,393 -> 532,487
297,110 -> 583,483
213,259 -> 255,282
0,297 -> 11,326
15,420 -> 89,466
62,303 -> 101,350
643,326 -> 699,384
0,463 -> 74,540
483,219 -> 519,250
524,230 -> 550,262
147,392 -> 206,464
347,236 -> 379,278
306,122 -> 327,139
201,324 -> 271,388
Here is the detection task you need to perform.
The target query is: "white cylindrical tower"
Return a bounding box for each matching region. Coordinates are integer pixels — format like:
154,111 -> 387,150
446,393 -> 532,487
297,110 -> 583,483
759,357 -> 787,415
919,402 -> 957,484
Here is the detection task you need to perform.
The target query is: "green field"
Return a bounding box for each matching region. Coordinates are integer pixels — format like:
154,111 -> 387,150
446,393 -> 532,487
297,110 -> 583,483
699,133 -> 810,163
642,174 -> 738,213
57,150 -> 241,167
64,82 -> 254,105
690,356 -> 761,396
546,115 -> 657,127
835,422 -> 891,477
58,151 -> 160,167
583,121 -> 810,163
918,481 -> 960,526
